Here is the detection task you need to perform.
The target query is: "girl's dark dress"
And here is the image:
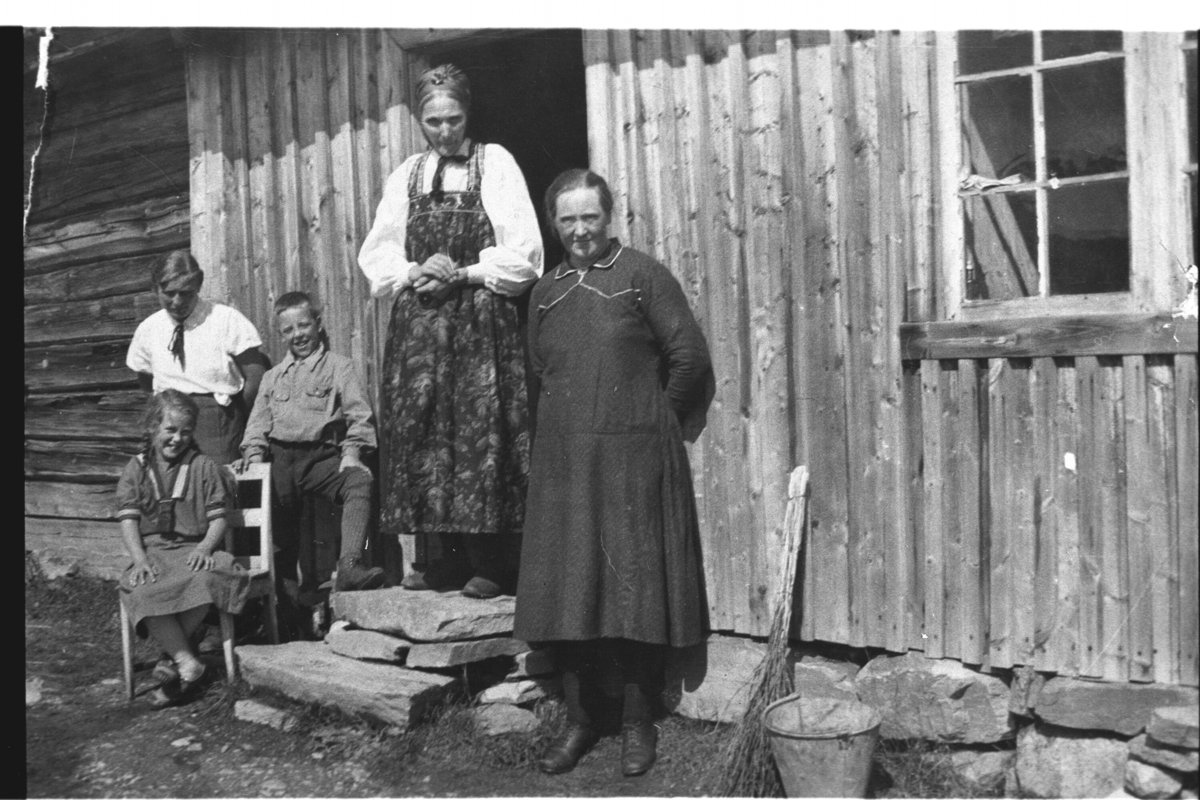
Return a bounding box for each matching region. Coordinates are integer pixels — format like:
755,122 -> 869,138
116,450 -> 250,634
514,241 -> 712,647
380,142 -> 530,538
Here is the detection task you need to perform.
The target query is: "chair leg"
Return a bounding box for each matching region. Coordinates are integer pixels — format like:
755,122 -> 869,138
119,601 -> 134,702
218,610 -> 237,681
265,586 -> 280,645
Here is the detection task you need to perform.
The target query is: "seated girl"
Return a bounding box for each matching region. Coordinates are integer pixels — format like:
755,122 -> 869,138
116,389 -> 251,708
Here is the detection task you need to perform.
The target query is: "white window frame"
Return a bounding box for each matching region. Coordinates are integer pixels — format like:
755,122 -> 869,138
934,31 -> 1194,323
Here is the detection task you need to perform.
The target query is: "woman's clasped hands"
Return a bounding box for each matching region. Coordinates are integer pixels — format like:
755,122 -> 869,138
409,253 -> 465,299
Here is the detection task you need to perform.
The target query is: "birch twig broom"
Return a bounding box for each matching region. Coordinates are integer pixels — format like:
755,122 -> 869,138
715,465 -> 809,797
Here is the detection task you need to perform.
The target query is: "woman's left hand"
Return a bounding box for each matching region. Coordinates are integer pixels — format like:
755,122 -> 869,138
187,547 -> 215,571
414,277 -> 447,294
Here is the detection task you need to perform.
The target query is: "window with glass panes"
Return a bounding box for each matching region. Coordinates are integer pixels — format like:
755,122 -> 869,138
956,31 -> 1130,301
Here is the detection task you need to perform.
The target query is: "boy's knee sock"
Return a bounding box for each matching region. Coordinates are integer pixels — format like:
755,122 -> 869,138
337,472 -> 372,561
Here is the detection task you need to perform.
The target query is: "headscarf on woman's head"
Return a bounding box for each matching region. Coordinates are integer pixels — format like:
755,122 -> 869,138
417,63 -> 471,114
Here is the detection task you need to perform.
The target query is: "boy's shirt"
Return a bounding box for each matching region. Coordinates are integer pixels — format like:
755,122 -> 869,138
241,343 -> 376,462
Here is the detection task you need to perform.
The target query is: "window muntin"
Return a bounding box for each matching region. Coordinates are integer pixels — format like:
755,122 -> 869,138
957,31 -> 1128,302
1041,31 -> 1122,61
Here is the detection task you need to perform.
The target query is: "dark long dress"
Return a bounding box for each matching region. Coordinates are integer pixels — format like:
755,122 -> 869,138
379,142 -> 530,538
513,241 -> 712,648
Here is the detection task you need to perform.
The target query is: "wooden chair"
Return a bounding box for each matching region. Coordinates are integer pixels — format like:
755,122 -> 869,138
119,462 -> 278,700
217,462 -> 279,679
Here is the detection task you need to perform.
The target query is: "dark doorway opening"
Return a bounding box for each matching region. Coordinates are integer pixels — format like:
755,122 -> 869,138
429,30 -> 589,269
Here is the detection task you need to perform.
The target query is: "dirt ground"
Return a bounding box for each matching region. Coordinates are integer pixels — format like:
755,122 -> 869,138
26,569 -> 1003,798
25,571 -> 730,798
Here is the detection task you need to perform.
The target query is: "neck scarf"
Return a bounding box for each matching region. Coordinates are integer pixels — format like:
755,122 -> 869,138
431,153 -> 469,201
168,322 -> 185,369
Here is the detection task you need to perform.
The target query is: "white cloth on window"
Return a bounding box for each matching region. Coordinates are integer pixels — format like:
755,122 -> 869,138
126,298 -> 263,406
357,140 -> 543,298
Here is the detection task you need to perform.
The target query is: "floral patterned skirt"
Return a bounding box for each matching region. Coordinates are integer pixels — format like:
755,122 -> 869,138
379,286 -> 530,537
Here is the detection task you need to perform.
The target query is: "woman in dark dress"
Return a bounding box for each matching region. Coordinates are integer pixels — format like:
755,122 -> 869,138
514,170 -> 713,777
358,64 -> 542,599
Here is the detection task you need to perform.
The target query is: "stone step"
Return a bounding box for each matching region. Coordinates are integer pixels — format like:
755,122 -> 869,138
331,588 -> 515,642
325,628 -> 411,663
406,636 -> 529,669
237,642 -> 457,730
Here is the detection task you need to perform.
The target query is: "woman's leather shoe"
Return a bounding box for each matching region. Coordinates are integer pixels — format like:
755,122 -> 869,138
461,575 -> 503,599
400,559 -> 470,591
621,721 -> 658,777
537,724 -> 598,774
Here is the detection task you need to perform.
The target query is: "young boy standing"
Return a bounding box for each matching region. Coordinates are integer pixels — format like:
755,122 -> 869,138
236,292 -> 386,593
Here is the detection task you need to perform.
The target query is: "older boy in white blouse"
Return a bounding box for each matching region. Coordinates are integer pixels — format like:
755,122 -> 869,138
126,250 -> 267,465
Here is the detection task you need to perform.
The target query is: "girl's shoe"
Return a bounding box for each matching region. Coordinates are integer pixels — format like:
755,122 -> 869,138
178,662 -> 209,693
152,658 -> 179,684
147,681 -> 184,709
149,663 -> 208,709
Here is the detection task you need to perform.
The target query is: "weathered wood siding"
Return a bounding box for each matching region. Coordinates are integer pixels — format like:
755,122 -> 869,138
183,30 -> 424,578
24,30 -> 192,578
583,30 -> 1198,684
185,29 -> 419,389
912,353 -> 1197,684
155,27 -> 1197,684
584,30 -> 918,642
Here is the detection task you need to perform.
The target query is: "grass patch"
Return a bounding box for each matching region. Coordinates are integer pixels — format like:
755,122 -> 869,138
872,739 -> 1009,798
385,692 -> 563,771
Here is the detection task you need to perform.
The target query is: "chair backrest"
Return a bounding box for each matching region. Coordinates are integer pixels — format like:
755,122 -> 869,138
223,463 -> 273,576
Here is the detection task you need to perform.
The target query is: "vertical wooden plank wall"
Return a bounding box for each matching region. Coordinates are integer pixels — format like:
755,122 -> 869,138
583,29 -> 1198,685
583,31 -> 913,640
180,29 -> 1198,683
914,352 -> 1196,685
187,30 -> 413,395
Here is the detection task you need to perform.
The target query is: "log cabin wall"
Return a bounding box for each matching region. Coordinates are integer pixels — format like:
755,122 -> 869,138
584,30 -> 1198,685
24,30 -> 192,579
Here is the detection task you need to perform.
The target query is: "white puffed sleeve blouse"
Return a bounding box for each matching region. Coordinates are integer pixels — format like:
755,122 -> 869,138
357,140 -> 544,298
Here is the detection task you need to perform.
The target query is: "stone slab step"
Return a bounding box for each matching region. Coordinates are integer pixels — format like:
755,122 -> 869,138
406,636 -> 529,669
237,642 -> 456,730
325,629 -> 412,663
332,588 -> 515,642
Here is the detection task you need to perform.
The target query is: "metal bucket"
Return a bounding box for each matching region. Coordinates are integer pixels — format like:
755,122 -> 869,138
763,693 -> 881,798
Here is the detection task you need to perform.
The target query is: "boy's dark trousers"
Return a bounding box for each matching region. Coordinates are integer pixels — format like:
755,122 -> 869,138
267,440 -> 373,589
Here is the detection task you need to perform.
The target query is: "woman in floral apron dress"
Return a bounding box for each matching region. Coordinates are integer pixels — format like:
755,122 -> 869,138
358,64 -> 543,599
